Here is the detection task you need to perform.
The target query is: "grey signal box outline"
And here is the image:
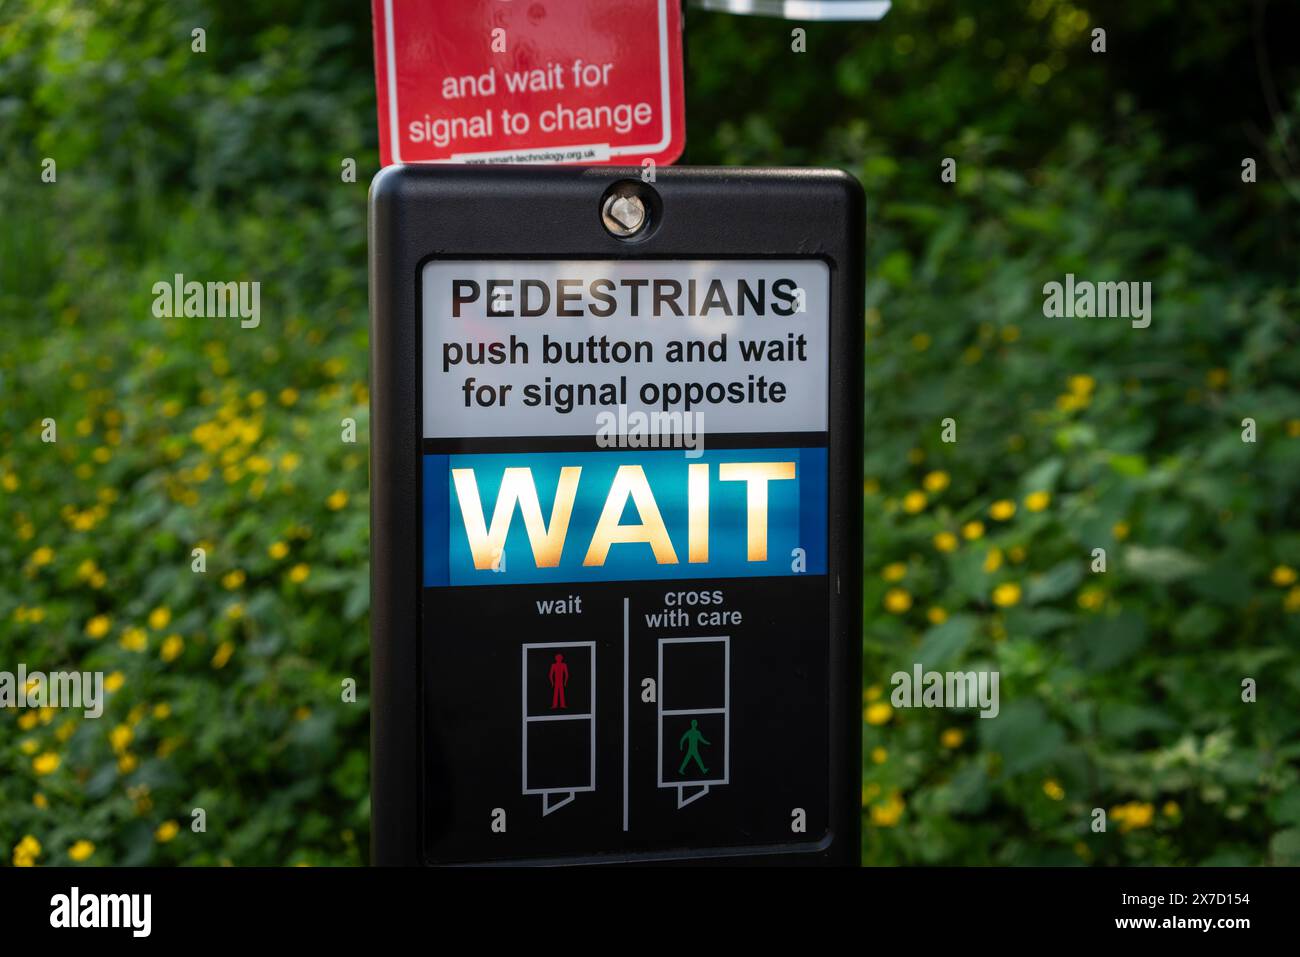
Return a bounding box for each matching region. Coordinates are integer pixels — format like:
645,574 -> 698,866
522,640 -> 596,816
657,636 -> 731,808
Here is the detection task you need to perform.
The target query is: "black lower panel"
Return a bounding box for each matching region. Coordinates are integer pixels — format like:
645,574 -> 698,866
421,575 -> 830,864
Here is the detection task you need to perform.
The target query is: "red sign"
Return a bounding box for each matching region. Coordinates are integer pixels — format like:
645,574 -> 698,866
371,0 -> 685,167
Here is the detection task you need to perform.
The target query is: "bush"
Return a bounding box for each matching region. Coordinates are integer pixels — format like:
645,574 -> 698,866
2,0 -> 1297,865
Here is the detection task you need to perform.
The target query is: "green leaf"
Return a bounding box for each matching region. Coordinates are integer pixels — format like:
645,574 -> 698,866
1025,560 -> 1085,604
1004,607 -> 1077,636
1123,545 -> 1206,583
1020,457 -> 1064,495
1099,703 -> 1177,739
1269,791 -> 1300,828
914,614 -> 979,667
1107,453 -> 1148,477
1075,611 -> 1148,672
980,701 -> 1066,777
1270,829 -> 1300,866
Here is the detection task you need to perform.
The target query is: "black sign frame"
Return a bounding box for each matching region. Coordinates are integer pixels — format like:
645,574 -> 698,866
369,165 -> 863,865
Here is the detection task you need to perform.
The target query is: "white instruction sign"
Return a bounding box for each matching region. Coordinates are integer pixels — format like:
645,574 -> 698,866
422,259 -> 830,438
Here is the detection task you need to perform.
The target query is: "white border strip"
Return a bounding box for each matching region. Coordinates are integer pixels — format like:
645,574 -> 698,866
692,0 -> 891,20
383,0 -> 402,163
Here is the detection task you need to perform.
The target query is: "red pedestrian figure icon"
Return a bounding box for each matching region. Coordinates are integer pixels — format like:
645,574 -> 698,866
548,653 -> 569,709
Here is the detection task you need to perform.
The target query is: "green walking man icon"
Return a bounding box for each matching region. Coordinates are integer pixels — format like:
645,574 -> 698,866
678,719 -> 711,775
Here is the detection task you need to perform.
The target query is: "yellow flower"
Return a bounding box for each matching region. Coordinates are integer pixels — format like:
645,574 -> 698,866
922,470 -> 950,493
933,531 -> 958,553
883,588 -> 912,614
155,820 -> 180,843
901,490 -> 928,514
911,332 -> 931,351
983,547 -> 1003,573
288,563 -> 311,584
1,471 -> 18,491
1007,545 -> 1027,563
33,793 -> 48,809
1068,374 -> 1095,397
870,747 -> 888,765
1078,586 -> 1106,610
1162,801 -> 1180,818
1288,419 -> 1300,438
326,489 -> 349,511
211,641 -> 235,669
864,684 -> 882,702
1042,778 -> 1065,800
294,706 -> 312,721
153,703 -> 172,720
862,478 -> 880,495
864,702 -> 892,725
268,541 -> 289,560
117,753 -> 138,774
1271,565 -> 1297,587
989,499 -> 1016,520
20,738 -> 38,754
225,603 -> 245,621
104,671 -> 125,693
279,387 -> 300,406
862,782 -> 881,803
222,569 -> 246,590
1056,392 -> 1088,412
279,452 -> 302,472
18,711 -> 39,730
160,634 -> 184,663
882,562 -> 907,582
870,792 -> 905,827
961,521 -> 985,540
1112,801 -> 1155,832
1286,586 -> 1300,614
12,835 -> 42,867
29,545 -> 55,567
148,607 -> 171,630
992,582 -> 1021,607
33,751 -> 60,775
1206,367 -> 1228,389
85,614 -> 111,639
1024,491 -> 1051,512
926,606 -> 948,625
119,626 -> 147,652
907,447 -> 925,465
940,728 -> 964,749
110,724 -> 133,754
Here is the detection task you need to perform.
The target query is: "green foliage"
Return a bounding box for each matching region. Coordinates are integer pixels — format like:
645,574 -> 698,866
2,0 -> 1298,866
2,0 -> 372,866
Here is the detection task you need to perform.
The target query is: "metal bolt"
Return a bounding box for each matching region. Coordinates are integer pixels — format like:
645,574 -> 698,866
601,193 -> 647,237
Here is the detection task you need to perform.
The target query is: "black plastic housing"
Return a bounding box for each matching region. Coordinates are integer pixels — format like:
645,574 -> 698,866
369,164 -> 864,865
